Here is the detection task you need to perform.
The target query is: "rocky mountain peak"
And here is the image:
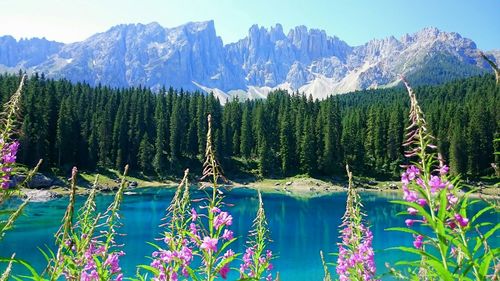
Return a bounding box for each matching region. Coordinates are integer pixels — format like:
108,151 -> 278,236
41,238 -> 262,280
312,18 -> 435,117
0,22 -> 496,102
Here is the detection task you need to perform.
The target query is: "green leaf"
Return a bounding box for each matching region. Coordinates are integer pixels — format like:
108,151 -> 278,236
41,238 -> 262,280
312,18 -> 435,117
387,246 -> 441,263
136,265 -> 159,275
426,259 -> 454,281
390,200 -> 434,228
471,205 -> 494,224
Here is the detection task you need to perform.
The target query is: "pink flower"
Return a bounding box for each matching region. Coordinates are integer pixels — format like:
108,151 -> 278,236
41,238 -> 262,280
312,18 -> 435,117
401,173 -> 409,184
406,166 -> 420,180
413,235 -> 424,249
407,207 -> 418,215
266,250 -> 273,259
223,249 -> 235,258
416,198 -> 427,206
447,193 -> 458,205
191,208 -> 198,220
222,229 -> 233,240
403,186 -> 418,202
454,214 -> 469,228
214,212 -> 233,229
219,264 -> 230,279
439,165 -> 449,175
200,236 -> 218,252
405,219 -> 415,227
428,175 -> 446,193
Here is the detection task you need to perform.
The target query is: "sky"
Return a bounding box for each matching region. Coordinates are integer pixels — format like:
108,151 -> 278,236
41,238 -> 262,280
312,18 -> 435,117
0,0 -> 499,50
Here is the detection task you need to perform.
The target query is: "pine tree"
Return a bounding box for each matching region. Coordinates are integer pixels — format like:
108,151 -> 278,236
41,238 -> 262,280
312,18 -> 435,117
240,104 -> 253,158
300,116 -> 316,175
153,93 -> 168,175
138,133 -> 154,173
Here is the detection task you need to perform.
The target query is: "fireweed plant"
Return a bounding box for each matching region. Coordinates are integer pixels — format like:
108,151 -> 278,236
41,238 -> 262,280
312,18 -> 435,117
386,77 -> 499,280
0,75 -> 43,279
323,165 -> 377,281
238,191 -> 274,280
137,114 -> 275,281
18,165 -> 130,281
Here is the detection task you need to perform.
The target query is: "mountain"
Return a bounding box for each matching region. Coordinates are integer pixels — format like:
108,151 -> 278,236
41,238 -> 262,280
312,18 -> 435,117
0,21 -> 496,101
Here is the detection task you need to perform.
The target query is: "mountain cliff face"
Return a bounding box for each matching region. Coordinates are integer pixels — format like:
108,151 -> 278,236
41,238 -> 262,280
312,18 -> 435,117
0,36 -> 62,68
0,21 -> 495,101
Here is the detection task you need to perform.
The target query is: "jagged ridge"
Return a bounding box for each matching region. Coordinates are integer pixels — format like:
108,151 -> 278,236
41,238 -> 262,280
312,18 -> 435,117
0,21 -> 496,102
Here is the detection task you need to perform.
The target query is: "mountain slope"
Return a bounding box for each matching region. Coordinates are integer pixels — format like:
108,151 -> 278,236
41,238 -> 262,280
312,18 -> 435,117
0,22 -> 496,101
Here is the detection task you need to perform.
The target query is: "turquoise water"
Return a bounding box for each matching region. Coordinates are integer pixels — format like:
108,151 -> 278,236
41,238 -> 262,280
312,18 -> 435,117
0,188 -> 497,280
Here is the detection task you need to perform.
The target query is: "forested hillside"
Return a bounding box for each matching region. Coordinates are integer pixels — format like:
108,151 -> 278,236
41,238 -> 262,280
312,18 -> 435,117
0,73 -> 497,179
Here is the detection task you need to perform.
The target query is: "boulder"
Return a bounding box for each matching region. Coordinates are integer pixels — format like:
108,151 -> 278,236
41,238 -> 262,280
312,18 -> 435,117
10,173 -> 55,189
28,174 -> 55,188
23,189 -> 61,202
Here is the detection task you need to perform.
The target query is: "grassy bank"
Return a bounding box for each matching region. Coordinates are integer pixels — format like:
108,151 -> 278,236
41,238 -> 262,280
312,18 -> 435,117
18,166 -> 499,199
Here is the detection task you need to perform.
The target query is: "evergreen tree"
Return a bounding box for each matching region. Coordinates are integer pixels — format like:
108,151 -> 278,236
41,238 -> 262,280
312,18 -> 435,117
153,93 -> 168,175
138,133 -> 154,173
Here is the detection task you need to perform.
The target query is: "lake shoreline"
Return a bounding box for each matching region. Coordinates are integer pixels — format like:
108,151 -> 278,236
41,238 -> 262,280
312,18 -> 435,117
19,172 -> 500,201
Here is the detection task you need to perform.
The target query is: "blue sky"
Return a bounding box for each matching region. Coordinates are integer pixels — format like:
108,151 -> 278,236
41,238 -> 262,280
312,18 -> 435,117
1,0 -> 499,49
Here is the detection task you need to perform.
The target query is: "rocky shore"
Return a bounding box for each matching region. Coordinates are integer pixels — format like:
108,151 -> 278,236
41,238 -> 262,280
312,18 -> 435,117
12,172 -> 499,201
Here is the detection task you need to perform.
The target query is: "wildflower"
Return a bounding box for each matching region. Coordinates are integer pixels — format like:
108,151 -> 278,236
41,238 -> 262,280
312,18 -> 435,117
416,198 -> 427,206
428,175 -> 446,193
447,193 -> 458,205
200,236 -> 218,252
413,235 -> 424,249
219,264 -> 230,279
403,186 -> 418,202
405,219 -> 415,227
223,249 -> 235,258
454,214 -> 469,228
191,208 -> 198,221
214,211 -> 233,229
222,229 -> 233,240
407,207 -> 418,215
406,166 -> 420,180
0,140 -> 19,189
439,165 -> 449,175
335,166 -> 376,280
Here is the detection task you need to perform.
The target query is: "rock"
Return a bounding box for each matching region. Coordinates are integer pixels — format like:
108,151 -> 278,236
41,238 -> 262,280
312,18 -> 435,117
10,173 -> 58,189
128,181 -> 138,188
285,181 -> 292,186
51,177 -> 66,187
100,185 -> 119,192
274,182 -> 280,186
389,183 -> 398,190
28,174 -> 55,188
23,189 -> 61,202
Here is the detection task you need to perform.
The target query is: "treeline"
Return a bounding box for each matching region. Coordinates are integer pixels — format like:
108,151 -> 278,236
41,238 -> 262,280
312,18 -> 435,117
0,73 -> 498,179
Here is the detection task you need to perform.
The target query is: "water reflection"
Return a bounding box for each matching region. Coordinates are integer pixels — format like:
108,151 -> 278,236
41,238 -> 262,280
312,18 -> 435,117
0,188 -> 497,280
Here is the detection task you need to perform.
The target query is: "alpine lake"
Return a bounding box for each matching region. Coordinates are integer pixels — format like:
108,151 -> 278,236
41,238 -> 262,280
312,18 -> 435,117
1,187 -> 498,280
